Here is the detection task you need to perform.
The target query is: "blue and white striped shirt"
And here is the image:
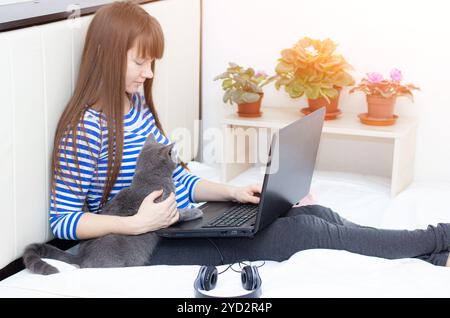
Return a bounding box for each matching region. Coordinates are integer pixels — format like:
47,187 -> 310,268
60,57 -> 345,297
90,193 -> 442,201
49,93 -> 201,240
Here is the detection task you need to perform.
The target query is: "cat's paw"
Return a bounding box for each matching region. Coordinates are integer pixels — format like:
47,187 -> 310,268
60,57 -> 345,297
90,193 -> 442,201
178,208 -> 203,222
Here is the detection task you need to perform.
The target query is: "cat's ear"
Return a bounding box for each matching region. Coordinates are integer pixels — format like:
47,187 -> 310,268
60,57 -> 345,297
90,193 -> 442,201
165,142 -> 176,151
144,133 -> 157,146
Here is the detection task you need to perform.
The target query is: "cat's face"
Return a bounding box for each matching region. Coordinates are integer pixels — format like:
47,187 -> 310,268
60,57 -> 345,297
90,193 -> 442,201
135,134 -> 178,179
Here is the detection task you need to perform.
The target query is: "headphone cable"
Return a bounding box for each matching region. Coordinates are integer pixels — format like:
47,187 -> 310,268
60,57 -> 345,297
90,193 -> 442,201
206,239 -> 266,275
205,239 -> 237,275
206,238 -> 225,266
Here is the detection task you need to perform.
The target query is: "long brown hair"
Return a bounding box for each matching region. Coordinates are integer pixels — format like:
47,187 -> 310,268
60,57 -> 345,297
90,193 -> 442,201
51,1 -> 189,210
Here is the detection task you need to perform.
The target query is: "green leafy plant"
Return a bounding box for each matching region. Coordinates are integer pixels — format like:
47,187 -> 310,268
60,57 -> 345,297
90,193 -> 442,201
214,62 -> 277,105
274,37 -> 355,102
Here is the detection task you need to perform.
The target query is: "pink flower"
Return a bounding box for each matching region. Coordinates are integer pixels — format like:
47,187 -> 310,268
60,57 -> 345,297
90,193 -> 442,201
255,70 -> 267,78
390,68 -> 402,82
367,72 -> 383,83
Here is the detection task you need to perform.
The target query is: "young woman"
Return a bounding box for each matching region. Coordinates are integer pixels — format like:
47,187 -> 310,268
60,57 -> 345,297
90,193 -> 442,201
51,1 -> 450,267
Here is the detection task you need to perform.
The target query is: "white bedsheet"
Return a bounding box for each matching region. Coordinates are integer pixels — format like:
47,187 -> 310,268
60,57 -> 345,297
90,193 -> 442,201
2,162 -> 450,298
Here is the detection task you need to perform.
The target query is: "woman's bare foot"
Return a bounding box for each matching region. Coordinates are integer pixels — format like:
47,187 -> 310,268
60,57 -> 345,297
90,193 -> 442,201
447,255 -> 450,267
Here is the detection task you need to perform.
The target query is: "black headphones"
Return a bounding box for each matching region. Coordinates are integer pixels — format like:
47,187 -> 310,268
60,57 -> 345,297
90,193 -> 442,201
193,265 -> 262,298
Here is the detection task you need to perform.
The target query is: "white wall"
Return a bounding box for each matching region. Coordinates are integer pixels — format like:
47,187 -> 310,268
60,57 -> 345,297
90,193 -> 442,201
202,0 -> 450,182
0,0 -> 200,269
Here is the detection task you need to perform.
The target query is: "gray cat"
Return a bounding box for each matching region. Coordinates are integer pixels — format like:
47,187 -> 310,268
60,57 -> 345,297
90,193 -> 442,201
23,134 -> 203,275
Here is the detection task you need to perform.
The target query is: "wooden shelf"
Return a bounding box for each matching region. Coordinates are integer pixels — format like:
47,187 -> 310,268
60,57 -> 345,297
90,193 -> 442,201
222,107 -> 418,138
221,107 -> 418,197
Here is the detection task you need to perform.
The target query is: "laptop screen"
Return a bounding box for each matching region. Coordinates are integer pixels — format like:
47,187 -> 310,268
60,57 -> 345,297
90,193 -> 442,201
254,108 -> 325,232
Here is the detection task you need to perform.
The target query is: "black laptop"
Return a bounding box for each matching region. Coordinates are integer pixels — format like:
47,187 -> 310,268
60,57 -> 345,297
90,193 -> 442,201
156,107 -> 325,238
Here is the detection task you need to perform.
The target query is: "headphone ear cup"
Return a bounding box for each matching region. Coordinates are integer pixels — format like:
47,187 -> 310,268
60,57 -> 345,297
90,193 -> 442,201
241,265 -> 262,291
241,265 -> 256,290
252,266 -> 262,289
200,266 -> 218,291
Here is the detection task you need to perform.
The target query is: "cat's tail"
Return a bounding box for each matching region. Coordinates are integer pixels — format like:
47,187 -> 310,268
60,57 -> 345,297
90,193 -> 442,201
22,243 -> 80,275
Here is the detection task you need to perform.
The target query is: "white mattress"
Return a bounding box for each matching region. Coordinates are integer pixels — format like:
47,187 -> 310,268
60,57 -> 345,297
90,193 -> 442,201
2,162 -> 450,298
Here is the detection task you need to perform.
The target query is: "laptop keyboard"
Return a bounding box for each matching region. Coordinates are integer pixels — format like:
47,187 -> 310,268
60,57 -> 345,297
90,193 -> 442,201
202,204 -> 258,228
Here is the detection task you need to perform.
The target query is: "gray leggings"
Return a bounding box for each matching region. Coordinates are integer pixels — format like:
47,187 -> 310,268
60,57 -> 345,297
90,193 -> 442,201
149,205 -> 450,267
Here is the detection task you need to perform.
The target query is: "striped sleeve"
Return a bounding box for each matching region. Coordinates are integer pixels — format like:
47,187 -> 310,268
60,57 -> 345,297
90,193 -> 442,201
138,92 -> 202,204
49,112 -> 102,240
172,164 -> 201,203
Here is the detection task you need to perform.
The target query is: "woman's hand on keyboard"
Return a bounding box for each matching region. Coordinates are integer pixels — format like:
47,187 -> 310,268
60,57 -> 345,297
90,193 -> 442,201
230,183 -> 262,205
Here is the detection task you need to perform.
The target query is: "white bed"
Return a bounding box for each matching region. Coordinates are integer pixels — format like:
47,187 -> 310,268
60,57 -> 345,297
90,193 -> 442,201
1,162 -> 450,298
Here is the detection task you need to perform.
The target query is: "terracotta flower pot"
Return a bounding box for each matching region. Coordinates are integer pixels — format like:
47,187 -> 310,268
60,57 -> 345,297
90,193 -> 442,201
237,93 -> 263,118
367,95 -> 396,119
304,88 -> 342,120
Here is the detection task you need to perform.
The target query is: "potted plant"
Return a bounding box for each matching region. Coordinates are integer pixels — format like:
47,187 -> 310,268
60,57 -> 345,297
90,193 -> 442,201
274,37 -> 355,120
214,62 -> 276,117
349,68 -> 420,126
